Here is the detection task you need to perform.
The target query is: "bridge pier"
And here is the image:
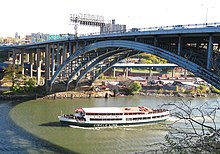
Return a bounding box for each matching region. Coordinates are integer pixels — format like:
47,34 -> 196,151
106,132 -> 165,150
178,35 -> 182,55
56,43 -> 60,69
51,43 -> 55,76
21,50 -> 24,75
29,52 -> 33,78
113,67 -> 116,77
45,44 -> 50,92
207,35 -> 213,70
36,49 -> 42,85
62,43 -> 67,78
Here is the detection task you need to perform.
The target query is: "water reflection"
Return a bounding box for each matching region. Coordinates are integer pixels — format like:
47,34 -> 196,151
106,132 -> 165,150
0,100 -> 77,154
39,122 -> 61,127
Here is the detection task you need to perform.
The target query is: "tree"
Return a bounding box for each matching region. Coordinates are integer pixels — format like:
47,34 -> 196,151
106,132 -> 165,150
150,100 -> 220,154
128,81 -> 142,94
2,65 -> 37,93
133,53 -> 168,64
24,77 -> 37,92
3,65 -> 23,87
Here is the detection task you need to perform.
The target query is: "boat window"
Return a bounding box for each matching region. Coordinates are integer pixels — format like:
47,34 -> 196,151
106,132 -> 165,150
90,118 -> 122,121
86,113 -> 123,116
127,112 -> 144,115
116,113 -> 123,115
152,116 -> 161,119
133,117 -> 143,120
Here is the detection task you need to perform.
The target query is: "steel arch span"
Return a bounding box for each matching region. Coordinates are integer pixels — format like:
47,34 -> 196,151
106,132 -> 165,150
50,40 -> 220,90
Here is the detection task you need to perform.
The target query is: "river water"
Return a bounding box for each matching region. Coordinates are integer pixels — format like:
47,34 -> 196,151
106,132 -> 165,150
1,96 -> 220,154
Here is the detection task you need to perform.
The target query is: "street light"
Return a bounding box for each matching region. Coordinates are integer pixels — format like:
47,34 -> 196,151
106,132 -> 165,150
201,3 -> 215,24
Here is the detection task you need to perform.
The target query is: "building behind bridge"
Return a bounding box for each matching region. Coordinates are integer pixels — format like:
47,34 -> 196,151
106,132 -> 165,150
100,19 -> 126,34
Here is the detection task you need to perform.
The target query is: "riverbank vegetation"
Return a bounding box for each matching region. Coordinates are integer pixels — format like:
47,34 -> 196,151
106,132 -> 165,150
0,63 -> 219,99
122,81 -> 142,95
133,53 -> 168,64
0,65 -> 38,94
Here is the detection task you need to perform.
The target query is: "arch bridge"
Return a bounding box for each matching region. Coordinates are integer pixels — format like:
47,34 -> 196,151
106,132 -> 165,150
1,22 -> 220,91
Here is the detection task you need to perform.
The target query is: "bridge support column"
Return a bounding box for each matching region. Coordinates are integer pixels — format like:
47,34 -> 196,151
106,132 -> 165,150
29,52 -> 33,78
113,67 -> 116,77
36,49 -> 42,85
25,53 -> 29,62
56,43 -> 60,68
171,69 -> 174,77
125,67 -> 129,78
18,53 -> 21,65
45,44 -> 50,92
207,35 -> 213,70
12,49 -> 16,67
178,36 -> 182,55
51,43 -> 55,76
69,41 -> 72,53
62,43 -> 67,78
68,41 -> 72,75
21,50 -> 24,75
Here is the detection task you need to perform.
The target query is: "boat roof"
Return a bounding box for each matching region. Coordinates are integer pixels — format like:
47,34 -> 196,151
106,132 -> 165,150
81,106 -> 152,113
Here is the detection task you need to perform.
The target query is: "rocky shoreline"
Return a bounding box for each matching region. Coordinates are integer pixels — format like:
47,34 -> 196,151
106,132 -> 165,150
43,90 -> 115,99
0,90 -> 219,100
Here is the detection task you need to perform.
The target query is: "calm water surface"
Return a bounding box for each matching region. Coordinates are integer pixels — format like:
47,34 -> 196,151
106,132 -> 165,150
1,96 -> 219,153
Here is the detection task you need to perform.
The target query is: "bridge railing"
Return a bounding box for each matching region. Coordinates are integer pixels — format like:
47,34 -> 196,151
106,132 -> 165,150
132,22 -> 220,32
34,22 -> 220,42
1,22 -> 220,45
79,22 -> 220,37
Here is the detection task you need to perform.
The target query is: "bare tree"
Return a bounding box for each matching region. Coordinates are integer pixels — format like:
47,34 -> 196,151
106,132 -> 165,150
149,99 -> 220,154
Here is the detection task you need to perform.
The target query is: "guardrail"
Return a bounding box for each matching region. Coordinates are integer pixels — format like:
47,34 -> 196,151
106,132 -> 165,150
67,22 -> 220,39
1,22 -> 220,45
80,22 -> 220,37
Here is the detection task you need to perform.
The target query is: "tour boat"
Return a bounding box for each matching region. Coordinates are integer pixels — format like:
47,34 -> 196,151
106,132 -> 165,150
58,106 -> 170,127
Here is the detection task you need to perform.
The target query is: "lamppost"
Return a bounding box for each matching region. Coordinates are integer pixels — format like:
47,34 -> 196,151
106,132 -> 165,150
205,7 -> 208,24
201,3 -> 214,24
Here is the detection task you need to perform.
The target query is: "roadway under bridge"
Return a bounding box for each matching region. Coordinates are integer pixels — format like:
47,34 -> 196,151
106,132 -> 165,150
1,22 -> 220,91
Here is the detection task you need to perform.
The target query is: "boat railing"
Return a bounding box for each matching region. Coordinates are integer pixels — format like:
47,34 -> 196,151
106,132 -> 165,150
63,114 -> 86,122
63,114 -> 75,119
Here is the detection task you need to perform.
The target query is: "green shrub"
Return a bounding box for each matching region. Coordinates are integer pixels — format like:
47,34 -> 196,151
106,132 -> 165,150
24,78 -> 36,92
196,85 -> 208,93
128,81 -> 142,94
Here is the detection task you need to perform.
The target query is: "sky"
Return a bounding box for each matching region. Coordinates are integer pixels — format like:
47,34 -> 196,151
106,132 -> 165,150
1,0 -> 220,37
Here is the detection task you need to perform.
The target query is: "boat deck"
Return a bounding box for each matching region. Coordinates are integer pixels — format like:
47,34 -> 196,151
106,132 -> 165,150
81,106 -> 167,114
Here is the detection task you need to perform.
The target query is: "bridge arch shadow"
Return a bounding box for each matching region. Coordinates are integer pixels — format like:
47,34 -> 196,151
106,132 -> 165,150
50,40 -> 220,91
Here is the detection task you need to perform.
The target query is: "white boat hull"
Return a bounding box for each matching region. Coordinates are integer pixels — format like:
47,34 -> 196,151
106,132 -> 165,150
58,110 -> 170,127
